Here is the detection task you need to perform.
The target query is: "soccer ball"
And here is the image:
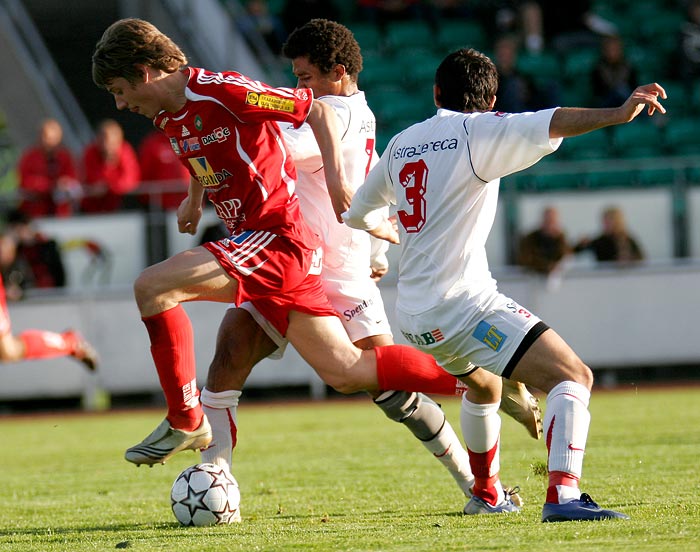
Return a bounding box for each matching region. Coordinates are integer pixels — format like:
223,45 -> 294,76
170,463 -> 241,526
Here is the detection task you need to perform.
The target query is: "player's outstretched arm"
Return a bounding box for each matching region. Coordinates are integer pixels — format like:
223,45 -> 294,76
550,83 -> 667,139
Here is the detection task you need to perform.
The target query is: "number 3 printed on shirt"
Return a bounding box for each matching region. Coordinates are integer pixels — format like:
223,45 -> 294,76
397,159 -> 427,232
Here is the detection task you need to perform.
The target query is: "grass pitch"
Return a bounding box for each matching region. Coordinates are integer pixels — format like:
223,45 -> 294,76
1,385 -> 699,551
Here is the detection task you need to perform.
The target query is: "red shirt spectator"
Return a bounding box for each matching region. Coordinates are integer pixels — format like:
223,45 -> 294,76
137,130 -> 190,210
17,118 -> 80,217
81,119 -> 140,213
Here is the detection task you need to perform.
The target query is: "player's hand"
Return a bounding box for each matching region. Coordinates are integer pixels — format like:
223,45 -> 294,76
370,266 -> 388,282
329,182 -> 354,223
622,83 -> 667,121
368,218 -> 399,244
177,196 -> 203,235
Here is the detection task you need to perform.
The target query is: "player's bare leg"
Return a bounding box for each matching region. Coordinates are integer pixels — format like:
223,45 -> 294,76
508,328 -> 629,522
125,247 -> 238,466
0,328 -> 99,371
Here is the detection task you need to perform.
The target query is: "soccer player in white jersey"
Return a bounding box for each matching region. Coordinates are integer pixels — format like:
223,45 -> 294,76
344,48 -> 667,521
200,19 -> 540,511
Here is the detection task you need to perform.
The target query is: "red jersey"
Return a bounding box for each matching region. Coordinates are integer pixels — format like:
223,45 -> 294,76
81,140 -> 141,212
18,146 -> 78,217
153,67 -> 319,250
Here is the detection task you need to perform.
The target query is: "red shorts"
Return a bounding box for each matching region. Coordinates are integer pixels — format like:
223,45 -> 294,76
203,230 -> 337,335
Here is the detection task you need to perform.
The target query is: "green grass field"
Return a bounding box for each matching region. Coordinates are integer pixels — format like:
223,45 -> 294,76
1,386 -> 699,551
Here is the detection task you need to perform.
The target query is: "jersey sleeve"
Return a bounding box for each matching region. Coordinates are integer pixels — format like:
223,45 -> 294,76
281,95 -> 351,173
188,68 -> 313,127
468,108 -> 563,182
343,154 -> 395,231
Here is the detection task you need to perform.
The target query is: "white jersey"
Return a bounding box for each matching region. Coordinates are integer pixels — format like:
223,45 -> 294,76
281,92 -> 387,281
344,107 -> 561,316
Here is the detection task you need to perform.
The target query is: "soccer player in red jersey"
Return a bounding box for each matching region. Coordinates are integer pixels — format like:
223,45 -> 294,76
92,18 -> 483,469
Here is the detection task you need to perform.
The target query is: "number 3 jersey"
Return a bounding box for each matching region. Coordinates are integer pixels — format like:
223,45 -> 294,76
344,107 -> 562,315
153,67 -> 320,251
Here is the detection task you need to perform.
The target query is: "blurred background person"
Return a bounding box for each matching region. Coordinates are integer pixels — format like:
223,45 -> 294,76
517,205 -> 570,275
574,206 -> 645,265
678,0 -> 700,95
17,118 -> 81,218
590,35 -> 638,108
81,119 -> 140,213
137,129 -> 190,211
1,208 -> 65,297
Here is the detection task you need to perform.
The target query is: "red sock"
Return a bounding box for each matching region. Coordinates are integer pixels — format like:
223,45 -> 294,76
546,471 -> 580,503
375,345 -> 464,396
19,330 -> 73,359
142,305 -> 202,431
468,442 -> 501,506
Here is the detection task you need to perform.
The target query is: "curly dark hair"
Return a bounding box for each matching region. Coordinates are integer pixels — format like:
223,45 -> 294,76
282,19 -> 362,80
435,48 -> 498,112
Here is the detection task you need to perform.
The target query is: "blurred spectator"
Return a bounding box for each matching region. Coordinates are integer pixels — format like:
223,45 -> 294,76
517,206 -> 570,274
573,206 -> 644,265
590,35 -> 638,108
281,0 -> 341,36
137,130 -> 190,211
538,0 -> 617,53
493,34 -> 558,112
678,0 -> 700,85
81,119 -> 140,213
17,118 -> 81,218
1,208 -> 65,297
237,0 -> 288,56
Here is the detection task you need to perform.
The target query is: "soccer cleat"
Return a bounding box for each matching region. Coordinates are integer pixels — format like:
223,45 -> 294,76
66,330 -> 99,371
463,487 -> 522,515
125,417 -> 212,466
500,378 -> 543,440
541,493 -> 630,522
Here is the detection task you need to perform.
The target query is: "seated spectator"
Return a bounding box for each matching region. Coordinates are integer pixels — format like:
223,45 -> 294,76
517,206 -> 570,274
590,35 -> 638,108
81,119 -> 140,213
137,130 -> 190,211
1,209 -> 66,297
493,34 -> 558,112
678,0 -> 700,90
573,206 -> 644,265
17,118 -> 81,218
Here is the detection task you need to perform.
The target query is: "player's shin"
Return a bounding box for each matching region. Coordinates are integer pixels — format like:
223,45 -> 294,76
142,305 -> 202,430
543,381 -> 591,504
200,388 -> 241,473
375,391 -> 474,497
375,345 -> 467,396
460,394 -> 505,506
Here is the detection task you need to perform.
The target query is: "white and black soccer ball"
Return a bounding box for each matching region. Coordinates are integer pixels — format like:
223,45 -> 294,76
171,463 -> 241,526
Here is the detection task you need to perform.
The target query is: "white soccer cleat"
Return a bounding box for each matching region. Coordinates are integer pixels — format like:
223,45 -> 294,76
125,417 -> 212,466
464,487 -> 522,515
500,379 -> 543,439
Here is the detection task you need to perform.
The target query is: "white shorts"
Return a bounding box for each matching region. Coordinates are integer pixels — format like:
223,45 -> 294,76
236,274 -> 392,360
396,290 -> 547,377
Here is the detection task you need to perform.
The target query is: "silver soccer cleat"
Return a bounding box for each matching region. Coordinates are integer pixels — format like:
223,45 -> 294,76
500,379 -> 543,440
125,416 -> 212,466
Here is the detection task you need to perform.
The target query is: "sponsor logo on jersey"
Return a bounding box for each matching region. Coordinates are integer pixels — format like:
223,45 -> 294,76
401,328 -> 445,346
294,89 -> 309,101
181,125 -> 190,137
245,91 -> 295,113
343,298 -> 375,321
393,138 -> 458,159
202,126 -> 231,146
472,321 -> 507,352
194,115 -> 203,131
169,137 -> 181,156
180,137 -> 201,153
159,117 -> 169,129
188,156 -> 233,187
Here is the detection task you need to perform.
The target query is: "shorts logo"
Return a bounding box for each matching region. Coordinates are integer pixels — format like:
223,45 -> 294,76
401,328 -> 444,346
472,321 -> 507,352
245,91 -> 295,113
344,298 -> 374,321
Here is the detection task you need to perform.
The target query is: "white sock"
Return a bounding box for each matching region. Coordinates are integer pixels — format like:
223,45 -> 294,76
460,394 -> 505,503
544,381 -> 591,502
420,420 -> 475,497
200,387 -> 241,473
